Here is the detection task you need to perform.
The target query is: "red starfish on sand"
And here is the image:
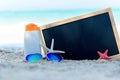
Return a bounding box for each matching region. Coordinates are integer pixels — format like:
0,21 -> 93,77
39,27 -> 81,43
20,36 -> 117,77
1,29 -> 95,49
97,49 -> 112,60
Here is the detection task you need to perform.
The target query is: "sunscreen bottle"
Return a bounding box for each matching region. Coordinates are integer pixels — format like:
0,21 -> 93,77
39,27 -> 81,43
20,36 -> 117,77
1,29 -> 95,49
24,23 -> 42,56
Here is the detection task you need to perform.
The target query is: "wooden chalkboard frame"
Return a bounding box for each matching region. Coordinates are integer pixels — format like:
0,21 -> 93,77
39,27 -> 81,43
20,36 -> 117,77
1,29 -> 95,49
39,8 -> 120,60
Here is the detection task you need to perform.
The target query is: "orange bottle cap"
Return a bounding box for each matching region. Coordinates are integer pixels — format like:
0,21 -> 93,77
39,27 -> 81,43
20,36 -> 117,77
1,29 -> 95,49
25,23 -> 39,31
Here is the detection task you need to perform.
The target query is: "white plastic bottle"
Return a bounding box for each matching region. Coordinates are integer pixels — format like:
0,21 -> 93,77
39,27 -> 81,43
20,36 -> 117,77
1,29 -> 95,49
24,23 -> 42,56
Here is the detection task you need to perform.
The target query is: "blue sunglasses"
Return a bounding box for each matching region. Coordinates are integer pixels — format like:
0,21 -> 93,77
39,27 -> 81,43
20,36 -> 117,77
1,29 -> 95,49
26,53 -> 62,62
26,38 -> 65,62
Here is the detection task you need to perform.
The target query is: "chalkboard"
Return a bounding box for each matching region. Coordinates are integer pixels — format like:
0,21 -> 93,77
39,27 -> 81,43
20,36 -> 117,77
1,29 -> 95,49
40,8 -> 120,60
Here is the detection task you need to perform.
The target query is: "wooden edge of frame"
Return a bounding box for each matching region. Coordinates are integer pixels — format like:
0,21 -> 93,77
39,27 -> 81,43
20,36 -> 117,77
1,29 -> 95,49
108,9 -> 120,60
40,8 -> 112,30
39,28 -> 48,56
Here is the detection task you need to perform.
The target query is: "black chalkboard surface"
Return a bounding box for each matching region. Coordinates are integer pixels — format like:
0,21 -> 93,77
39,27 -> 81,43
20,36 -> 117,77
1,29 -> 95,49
40,8 -> 120,60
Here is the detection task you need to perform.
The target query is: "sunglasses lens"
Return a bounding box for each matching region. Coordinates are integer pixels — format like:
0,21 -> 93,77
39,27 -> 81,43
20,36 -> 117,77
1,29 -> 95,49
26,53 -> 42,62
47,53 -> 62,62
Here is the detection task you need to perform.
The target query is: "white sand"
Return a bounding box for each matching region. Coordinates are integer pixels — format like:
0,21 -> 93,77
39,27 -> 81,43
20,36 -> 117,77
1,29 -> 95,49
0,48 -> 120,80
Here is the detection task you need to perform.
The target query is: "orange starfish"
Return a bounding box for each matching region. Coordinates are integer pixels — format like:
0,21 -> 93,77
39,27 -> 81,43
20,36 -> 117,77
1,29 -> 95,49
97,49 -> 112,60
